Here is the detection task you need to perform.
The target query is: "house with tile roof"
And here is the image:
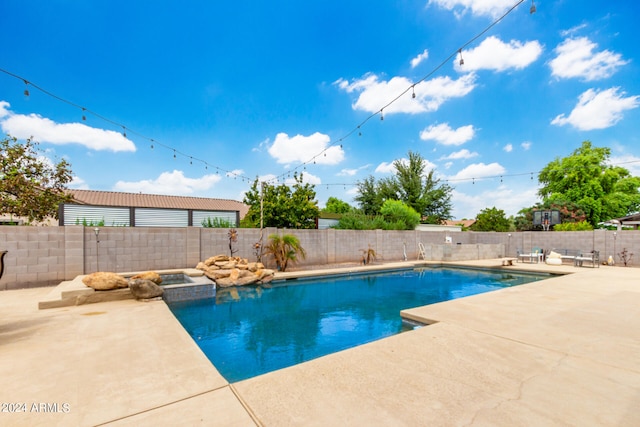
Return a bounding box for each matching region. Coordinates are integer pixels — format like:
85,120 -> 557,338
58,189 -> 249,227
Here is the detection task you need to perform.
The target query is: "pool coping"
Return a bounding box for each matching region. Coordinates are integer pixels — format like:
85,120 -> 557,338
1,259 -> 639,426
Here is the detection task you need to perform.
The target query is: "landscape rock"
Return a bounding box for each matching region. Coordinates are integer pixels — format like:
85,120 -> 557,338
196,254 -> 277,287
82,272 -> 129,291
204,255 -> 229,266
129,278 -> 164,300
130,271 -> 162,285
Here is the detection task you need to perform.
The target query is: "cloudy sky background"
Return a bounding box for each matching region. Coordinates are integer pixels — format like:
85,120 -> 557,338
1,0 -> 639,218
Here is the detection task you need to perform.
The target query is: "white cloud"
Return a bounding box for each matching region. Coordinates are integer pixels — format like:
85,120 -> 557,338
113,170 -> 221,195
560,24 -> 587,38
346,186 -> 359,196
285,171 -> 321,185
551,87 -> 640,131
419,123 -> 475,146
549,37 -> 628,81
375,161 -> 397,174
337,164 -> 370,176
375,157 -> 437,174
447,162 -> 506,182
335,73 -> 476,115
440,149 -> 478,160
429,0 -> 518,19
503,143 -> 513,152
0,101 -> 136,152
258,173 -> 278,183
451,185 -> 539,218
411,49 -> 429,68
68,176 -> 89,190
225,169 -> 244,178
267,132 -> 344,165
521,141 -> 532,150
455,36 -> 542,73
609,154 -> 640,177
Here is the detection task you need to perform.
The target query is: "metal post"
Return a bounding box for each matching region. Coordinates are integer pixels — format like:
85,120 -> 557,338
94,228 -> 100,272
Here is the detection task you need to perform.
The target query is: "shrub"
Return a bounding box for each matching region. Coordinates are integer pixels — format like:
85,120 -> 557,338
201,217 -> 233,228
263,233 -> 306,272
553,221 -> 593,231
380,200 -> 420,230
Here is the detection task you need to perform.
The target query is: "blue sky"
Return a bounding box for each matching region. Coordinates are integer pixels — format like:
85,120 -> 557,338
1,0 -> 639,219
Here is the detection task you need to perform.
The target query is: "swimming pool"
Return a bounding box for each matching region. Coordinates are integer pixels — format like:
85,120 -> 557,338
167,267 -> 548,382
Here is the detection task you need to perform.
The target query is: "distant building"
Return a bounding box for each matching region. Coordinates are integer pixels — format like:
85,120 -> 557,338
443,219 -> 476,229
59,189 -> 249,227
607,213 -> 640,230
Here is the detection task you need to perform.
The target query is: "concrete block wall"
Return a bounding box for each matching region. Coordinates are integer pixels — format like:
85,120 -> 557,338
0,226 -> 638,290
0,226 -> 67,289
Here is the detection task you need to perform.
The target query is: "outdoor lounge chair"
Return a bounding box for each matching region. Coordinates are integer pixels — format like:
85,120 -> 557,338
574,250 -> 600,268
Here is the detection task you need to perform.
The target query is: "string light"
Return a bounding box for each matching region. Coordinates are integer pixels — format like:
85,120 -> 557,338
23,80 -> 29,97
530,0 -> 536,14
271,0 -> 530,184
0,0 -> 533,190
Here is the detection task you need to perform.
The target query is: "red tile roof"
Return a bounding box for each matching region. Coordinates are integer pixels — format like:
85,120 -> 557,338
67,189 -> 249,218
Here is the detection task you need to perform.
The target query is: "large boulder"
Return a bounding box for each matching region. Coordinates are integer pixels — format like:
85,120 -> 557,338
197,255 -> 276,287
204,255 -> 229,266
130,271 -> 162,285
129,278 -> 164,300
215,261 -> 237,269
82,272 -> 129,291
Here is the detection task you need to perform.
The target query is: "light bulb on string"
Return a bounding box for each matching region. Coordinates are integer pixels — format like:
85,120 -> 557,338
122,126 -> 127,138
23,80 -> 30,98
81,108 -> 86,121
458,49 -> 464,66
173,150 -> 177,159
412,86 -> 416,99
380,109 -> 384,121
150,139 -> 154,149
530,0 -> 536,14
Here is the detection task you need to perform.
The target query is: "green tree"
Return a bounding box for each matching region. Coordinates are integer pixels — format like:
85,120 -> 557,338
354,151 -> 453,223
354,175 -> 384,215
471,207 -> 511,232
263,233 -> 306,271
322,197 -> 353,214
0,135 -> 74,223
242,173 -> 319,229
379,199 -> 420,230
537,141 -> 640,226
514,200 -> 587,231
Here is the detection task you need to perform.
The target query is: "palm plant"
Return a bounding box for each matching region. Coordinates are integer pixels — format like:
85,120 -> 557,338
264,233 -> 306,272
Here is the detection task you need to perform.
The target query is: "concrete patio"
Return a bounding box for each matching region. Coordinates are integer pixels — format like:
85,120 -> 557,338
0,260 -> 638,426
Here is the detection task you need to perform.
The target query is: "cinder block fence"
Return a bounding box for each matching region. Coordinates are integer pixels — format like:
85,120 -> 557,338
0,226 -> 636,290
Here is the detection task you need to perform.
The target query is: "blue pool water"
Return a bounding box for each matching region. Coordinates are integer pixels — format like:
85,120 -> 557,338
167,267 -> 547,382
